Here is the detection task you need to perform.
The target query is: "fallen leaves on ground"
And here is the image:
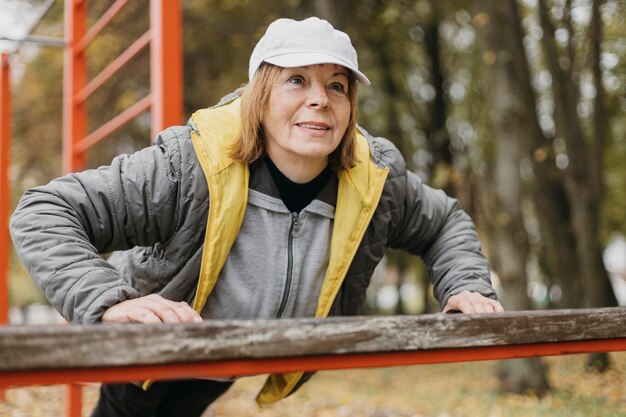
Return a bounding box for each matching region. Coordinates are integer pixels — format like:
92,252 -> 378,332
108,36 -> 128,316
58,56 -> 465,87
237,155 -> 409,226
1,353 -> 624,417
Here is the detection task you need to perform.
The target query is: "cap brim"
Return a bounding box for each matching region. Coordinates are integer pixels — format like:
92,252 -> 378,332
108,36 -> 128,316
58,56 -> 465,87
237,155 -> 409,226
264,52 -> 370,86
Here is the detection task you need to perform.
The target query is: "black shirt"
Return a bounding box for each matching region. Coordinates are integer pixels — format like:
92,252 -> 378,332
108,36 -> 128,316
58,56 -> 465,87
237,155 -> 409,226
264,155 -> 332,213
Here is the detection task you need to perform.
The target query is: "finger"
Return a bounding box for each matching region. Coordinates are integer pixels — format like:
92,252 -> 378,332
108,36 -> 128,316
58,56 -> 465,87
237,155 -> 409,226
483,300 -> 504,313
149,296 -> 199,323
443,300 -> 461,313
136,296 -> 182,323
168,301 -> 202,323
444,296 -> 469,313
153,305 -> 184,323
160,299 -> 202,323
127,309 -> 163,324
443,305 -> 456,313
454,299 -> 475,314
443,293 -> 463,313
178,302 -> 203,323
468,293 -> 502,314
144,299 -> 182,323
140,296 -> 199,323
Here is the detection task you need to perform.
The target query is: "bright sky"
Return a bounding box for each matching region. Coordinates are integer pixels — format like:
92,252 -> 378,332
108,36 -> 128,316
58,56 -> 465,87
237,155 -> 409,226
0,0 -> 45,53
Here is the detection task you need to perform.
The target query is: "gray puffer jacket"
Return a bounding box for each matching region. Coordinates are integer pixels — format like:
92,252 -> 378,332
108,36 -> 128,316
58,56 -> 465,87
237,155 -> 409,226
10,117 -> 496,324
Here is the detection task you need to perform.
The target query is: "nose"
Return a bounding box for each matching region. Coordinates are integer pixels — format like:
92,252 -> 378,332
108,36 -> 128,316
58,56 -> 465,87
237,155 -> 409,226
306,82 -> 329,109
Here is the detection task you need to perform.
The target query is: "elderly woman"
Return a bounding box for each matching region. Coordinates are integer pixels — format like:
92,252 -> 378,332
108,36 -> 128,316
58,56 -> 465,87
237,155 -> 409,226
10,17 -> 502,417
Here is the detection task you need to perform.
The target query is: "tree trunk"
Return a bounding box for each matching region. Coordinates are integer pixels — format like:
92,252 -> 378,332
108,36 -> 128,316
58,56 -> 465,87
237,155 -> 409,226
475,0 -> 550,396
536,0 -> 617,369
585,0 -> 619,370
531,177 -> 581,308
499,0 -> 582,309
360,2 -> 418,297
423,1 -> 459,200
310,0 -> 339,26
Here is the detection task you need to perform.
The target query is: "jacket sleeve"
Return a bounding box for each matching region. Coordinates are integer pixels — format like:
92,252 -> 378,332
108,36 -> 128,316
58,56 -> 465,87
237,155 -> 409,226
387,168 -> 497,309
10,128 -> 189,324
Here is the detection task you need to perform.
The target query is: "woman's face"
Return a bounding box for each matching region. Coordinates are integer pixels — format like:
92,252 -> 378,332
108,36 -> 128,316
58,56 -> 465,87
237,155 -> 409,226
262,64 -> 351,173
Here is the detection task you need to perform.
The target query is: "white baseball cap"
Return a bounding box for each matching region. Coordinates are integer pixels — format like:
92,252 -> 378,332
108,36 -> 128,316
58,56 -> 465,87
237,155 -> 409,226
248,17 -> 370,86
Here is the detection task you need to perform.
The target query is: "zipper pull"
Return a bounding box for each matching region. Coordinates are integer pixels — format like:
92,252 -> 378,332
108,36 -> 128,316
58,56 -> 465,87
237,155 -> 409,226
291,212 -> 300,237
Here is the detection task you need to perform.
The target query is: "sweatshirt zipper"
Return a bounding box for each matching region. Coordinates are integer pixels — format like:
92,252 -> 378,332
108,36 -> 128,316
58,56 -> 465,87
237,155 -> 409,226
277,212 -> 299,318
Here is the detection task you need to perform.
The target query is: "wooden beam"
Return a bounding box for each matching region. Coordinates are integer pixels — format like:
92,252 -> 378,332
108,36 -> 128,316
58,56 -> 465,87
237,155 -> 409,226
3,338 -> 626,389
0,308 -> 625,375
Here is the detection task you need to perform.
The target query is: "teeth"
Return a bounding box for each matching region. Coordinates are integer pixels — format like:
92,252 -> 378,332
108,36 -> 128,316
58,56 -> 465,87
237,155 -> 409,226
299,123 -> 329,130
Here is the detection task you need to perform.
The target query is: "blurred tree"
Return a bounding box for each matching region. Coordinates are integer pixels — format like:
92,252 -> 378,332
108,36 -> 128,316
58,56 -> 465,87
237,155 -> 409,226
510,0 -> 582,311
600,0 -> 626,241
536,0 -> 617,369
474,0 -> 550,396
422,1 -> 457,198
361,1 -> 418,315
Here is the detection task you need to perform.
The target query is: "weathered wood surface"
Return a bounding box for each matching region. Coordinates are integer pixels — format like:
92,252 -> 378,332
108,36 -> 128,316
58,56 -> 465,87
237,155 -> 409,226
0,307 -> 624,371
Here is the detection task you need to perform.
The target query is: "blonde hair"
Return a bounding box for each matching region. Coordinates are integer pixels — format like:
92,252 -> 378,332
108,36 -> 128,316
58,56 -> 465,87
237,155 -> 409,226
230,63 -> 358,170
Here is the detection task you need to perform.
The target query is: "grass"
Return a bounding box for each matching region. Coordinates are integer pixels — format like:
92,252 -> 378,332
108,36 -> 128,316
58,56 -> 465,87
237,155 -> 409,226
1,353 -> 624,416
209,353 -> 626,417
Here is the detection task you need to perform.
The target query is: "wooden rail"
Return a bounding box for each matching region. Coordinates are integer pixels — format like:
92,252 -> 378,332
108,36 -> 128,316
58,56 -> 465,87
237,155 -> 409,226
0,307 -> 625,388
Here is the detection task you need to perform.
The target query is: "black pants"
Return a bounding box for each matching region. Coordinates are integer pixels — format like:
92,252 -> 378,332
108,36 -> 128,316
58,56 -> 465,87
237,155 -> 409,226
90,379 -> 233,417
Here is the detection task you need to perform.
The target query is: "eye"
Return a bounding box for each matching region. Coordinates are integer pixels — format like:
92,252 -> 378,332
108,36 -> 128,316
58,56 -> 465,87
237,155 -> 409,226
288,75 -> 305,85
329,82 -> 346,93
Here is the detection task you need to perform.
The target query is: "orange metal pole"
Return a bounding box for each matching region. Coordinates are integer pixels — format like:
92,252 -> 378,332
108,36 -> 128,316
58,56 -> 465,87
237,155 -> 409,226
63,2 -> 87,413
75,30 -> 151,105
63,0 -> 87,174
65,384 -> 82,417
0,52 -> 10,405
1,338 -> 625,389
75,94 -> 152,152
76,0 -> 129,53
0,52 -> 10,327
150,0 -> 183,139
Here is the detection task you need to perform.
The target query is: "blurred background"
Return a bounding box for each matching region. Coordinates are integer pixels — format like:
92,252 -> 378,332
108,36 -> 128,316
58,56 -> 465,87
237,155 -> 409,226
0,0 -> 625,415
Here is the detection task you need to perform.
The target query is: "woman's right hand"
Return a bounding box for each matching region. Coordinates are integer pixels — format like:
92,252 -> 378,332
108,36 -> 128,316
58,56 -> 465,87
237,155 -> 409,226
101,294 -> 203,324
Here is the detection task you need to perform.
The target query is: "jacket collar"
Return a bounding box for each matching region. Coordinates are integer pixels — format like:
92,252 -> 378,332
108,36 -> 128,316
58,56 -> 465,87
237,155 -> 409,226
248,157 -> 338,209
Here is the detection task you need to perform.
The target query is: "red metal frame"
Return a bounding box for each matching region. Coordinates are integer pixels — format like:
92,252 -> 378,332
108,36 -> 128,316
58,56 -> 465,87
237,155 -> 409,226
63,0 -> 182,174
65,384 -> 82,417
75,31 -> 151,105
0,0 -> 183,410
60,1 -> 182,414
150,0 -> 183,138
63,0 -> 87,174
1,338 -> 625,389
76,0 -> 129,52
76,94 -> 152,153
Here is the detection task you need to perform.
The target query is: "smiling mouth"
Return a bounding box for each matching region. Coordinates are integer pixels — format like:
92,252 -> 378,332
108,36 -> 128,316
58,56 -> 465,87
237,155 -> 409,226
297,123 -> 330,131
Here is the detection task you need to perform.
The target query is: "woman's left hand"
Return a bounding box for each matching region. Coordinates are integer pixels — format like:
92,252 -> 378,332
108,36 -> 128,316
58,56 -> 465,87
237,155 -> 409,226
442,290 -> 504,314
